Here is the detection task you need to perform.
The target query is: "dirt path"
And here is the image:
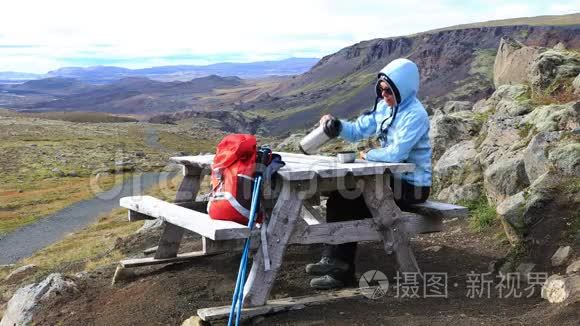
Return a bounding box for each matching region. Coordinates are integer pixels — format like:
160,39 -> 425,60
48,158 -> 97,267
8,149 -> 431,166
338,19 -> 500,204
31,219 -> 580,325
0,172 -> 170,264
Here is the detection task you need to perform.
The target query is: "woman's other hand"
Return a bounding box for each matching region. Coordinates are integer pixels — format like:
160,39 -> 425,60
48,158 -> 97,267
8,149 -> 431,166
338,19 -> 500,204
319,114 -> 335,126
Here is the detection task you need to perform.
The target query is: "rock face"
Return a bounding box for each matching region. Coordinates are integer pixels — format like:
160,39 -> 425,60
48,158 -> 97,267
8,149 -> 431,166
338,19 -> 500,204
527,50 -> 580,95
549,142 -> 580,177
522,131 -> 562,183
493,37 -> 544,88
0,273 -> 77,326
430,112 -> 481,161
522,102 -> 580,132
434,140 -> 480,192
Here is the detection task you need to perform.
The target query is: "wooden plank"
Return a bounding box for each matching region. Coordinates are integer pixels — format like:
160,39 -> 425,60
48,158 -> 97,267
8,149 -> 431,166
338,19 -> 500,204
408,200 -> 469,219
128,210 -> 153,221
243,181 -> 304,307
290,212 -> 441,245
362,174 -> 420,274
155,223 -> 186,259
155,171 -> 204,259
170,153 -> 415,181
120,250 -> 211,268
143,246 -> 158,255
290,219 -> 380,245
198,288 -> 367,321
403,213 -> 443,235
301,203 -> 324,225
120,196 -> 250,240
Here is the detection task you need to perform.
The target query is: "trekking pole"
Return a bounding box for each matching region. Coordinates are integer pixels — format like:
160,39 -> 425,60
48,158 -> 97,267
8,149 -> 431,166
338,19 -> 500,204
228,147 -> 271,326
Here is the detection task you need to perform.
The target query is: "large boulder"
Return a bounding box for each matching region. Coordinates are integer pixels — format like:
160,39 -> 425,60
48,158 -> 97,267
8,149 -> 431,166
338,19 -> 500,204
434,140 -> 481,190
483,153 -> 530,204
476,115 -> 523,168
527,50 -> 580,95
0,273 -> 77,326
430,111 -> 481,161
495,98 -> 534,117
436,183 -> 482,204
486,84 -> 531,108
521,101 -> 580,132
493,37 -> 544,88
522,131 -> 562,184
549,142 -> 580,177
496,192 -> 526,230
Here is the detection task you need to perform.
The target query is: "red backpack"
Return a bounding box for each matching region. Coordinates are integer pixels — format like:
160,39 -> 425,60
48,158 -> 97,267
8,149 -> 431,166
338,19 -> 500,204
208,134 -> 260,225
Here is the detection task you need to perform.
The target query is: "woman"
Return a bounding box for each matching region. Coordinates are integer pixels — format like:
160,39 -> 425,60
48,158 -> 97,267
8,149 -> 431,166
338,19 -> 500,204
307,58 -> 433,289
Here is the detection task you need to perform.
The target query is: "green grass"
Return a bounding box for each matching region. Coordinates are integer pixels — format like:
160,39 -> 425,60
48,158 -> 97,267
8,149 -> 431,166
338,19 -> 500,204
459,197 -> 498,232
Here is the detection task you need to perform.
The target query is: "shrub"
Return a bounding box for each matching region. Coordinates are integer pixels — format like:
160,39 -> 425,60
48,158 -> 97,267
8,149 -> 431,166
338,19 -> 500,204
459,197 -> 497,232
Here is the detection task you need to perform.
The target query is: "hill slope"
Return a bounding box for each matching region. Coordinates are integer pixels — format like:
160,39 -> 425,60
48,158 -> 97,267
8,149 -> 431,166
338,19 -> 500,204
242,23 -> 580,135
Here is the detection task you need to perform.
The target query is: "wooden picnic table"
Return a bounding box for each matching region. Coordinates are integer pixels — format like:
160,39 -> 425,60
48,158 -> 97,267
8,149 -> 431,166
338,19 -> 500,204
172,152 -> 417,304
120,151 -> 467,321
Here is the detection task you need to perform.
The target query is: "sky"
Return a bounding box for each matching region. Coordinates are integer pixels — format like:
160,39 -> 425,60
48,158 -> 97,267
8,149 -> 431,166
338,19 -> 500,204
0,0 -> 578,73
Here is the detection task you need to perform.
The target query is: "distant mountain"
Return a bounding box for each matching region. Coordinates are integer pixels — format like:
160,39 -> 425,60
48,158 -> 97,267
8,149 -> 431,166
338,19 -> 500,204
16,57 -> 318,83
13,74 -> 247,113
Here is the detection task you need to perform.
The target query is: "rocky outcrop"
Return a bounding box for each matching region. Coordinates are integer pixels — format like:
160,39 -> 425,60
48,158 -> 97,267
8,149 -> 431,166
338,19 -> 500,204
0,273 -> 77,326
430,111 -> 481,161
528,50 -> 580,95
493,37 -> 544,88
522,102 -> 580,132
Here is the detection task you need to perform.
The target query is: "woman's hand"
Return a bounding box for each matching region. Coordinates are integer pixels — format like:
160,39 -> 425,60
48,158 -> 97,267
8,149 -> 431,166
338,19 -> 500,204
319,114 -> 334,126
359,150 -> 366,160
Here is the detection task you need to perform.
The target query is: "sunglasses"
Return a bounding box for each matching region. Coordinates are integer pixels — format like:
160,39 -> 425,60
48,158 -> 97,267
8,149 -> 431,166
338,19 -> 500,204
379,85 -> 393,96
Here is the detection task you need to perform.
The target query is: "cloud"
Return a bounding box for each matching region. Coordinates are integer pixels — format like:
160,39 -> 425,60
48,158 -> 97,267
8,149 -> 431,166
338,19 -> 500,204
0,0 -> 578,73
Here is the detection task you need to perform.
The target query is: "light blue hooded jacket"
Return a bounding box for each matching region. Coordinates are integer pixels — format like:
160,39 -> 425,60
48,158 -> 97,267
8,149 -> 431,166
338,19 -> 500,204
339,58 -> 432,187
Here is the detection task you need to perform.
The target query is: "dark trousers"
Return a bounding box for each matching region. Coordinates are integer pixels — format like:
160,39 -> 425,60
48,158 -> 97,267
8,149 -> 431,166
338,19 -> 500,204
322,177 -> 430,279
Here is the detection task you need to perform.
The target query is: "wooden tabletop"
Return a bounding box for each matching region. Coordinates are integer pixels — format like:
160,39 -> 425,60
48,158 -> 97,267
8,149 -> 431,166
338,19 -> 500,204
171,151 -> 415,181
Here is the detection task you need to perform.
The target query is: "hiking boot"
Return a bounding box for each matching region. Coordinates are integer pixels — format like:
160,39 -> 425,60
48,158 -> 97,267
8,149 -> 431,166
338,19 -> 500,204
305,257 -> 350,276
310,274 -> 345,290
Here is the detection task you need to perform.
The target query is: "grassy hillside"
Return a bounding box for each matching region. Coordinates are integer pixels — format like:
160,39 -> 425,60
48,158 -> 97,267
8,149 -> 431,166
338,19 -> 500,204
0,110 -> 228,234
424,12 -> 580,34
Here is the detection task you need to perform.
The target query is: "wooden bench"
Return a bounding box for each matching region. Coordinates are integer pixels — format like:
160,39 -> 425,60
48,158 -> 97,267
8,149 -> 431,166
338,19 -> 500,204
119,195 -> 467,269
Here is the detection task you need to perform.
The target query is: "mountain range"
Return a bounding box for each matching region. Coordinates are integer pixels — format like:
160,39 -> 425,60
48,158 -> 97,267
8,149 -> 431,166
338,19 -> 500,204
0,58 -> 319,84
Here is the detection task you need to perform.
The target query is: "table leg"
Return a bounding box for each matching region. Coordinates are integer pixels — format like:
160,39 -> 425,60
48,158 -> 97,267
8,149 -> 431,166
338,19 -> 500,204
242,181 -> 304,307
362,174 -> 420,274
155,165 -> 204,259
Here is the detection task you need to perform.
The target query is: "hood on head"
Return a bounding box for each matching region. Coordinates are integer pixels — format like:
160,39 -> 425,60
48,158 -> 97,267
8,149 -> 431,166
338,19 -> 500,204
378,58 -> 420,105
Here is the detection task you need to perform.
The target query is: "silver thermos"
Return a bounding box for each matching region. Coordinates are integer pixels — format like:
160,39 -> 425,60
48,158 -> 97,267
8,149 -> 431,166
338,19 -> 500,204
299,118 -> 342,155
